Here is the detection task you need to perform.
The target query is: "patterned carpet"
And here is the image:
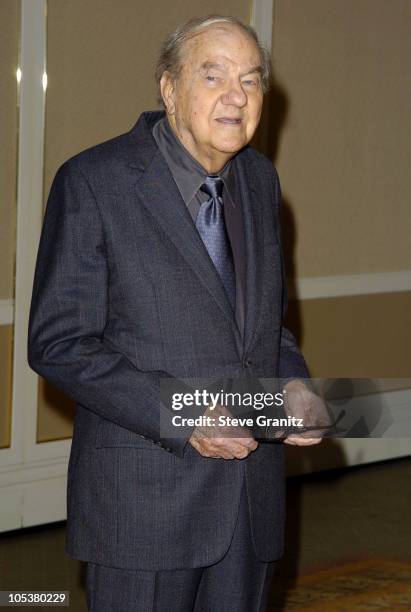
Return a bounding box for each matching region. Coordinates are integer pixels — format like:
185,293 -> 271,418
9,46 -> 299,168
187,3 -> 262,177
270,559 -> 411,611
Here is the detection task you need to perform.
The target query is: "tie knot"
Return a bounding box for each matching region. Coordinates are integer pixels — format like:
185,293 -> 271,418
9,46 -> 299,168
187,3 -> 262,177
200,176 -> 224,200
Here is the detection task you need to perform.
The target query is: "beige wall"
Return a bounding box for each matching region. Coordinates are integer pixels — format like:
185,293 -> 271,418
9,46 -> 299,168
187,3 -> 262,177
0,0 -> 18,299
286,292 -> 411,379
38,0 -> 252,442
268,0 -> 411,381
270,0 -> 410,277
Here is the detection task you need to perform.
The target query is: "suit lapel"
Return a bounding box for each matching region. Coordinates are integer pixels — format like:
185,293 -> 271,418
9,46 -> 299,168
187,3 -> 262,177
134,147 -> 243,352
234,152 -> 265,357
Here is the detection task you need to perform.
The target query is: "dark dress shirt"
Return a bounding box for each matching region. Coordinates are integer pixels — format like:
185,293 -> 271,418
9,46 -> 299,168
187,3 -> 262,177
152,117 -> 246,339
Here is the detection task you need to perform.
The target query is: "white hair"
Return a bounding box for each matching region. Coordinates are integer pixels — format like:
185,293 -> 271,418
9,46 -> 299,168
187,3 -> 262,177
155,15 -> 272,105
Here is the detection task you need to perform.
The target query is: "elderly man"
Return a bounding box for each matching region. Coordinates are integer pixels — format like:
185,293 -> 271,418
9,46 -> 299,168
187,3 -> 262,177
28,14 -> 320,612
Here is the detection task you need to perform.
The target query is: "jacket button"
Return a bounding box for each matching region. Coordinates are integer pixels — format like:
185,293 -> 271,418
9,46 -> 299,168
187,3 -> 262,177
243,358 -> 252,368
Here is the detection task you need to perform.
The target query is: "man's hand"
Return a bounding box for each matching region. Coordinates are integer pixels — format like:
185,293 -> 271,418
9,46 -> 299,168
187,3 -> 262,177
189,404 -> 258,459
282,379 -> 328,446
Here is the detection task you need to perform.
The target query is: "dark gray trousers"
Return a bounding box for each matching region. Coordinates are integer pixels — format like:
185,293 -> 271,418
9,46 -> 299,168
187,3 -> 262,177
86,483 -> 275,611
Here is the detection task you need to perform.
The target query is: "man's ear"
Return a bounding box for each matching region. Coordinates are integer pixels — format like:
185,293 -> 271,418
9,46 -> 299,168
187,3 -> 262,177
160,71 -> 176,115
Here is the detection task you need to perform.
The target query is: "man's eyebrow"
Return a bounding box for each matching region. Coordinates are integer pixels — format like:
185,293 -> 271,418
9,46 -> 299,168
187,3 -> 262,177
200,61 -> 226,71
199,61 -> 263,77
241,65 -> 263,77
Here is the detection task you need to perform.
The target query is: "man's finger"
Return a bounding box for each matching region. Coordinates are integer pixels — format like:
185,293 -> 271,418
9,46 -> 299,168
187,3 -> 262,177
190,434 -> 258,459
283,436 -> 322,446
215,436 -> 258,454
244,437 -> 259,451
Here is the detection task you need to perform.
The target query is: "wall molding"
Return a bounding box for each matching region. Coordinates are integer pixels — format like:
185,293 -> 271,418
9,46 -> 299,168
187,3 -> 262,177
289,270 -> 411,300
1,0 -> 48,471
13,0 -> 47,464
251,0 -> 274,52
0,455 -> 69,488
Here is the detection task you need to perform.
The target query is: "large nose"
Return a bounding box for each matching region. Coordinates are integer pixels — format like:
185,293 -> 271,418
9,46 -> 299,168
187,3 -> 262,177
221,79 -> 247,107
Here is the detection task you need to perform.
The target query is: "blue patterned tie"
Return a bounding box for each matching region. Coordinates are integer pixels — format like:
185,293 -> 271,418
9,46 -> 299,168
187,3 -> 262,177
195,176 -> 236,311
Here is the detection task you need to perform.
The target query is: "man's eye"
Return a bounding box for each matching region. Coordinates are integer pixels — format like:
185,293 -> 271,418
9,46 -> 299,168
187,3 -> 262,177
243,79 -> 257,87
206,75 -> 219,82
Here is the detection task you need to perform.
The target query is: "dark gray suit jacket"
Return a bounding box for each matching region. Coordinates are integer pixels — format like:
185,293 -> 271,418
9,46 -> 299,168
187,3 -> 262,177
28,110 -> 309,570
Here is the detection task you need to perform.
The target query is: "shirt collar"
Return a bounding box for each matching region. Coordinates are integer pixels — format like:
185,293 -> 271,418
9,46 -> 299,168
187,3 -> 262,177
152,116 -> 234,205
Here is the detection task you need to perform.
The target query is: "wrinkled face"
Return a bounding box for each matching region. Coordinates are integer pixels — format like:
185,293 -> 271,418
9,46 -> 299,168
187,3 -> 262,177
161,24 -> 264,172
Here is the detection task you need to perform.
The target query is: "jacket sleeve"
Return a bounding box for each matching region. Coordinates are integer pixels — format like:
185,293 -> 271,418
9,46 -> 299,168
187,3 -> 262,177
27,161 -> 187,457
271,166 -> 310,381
